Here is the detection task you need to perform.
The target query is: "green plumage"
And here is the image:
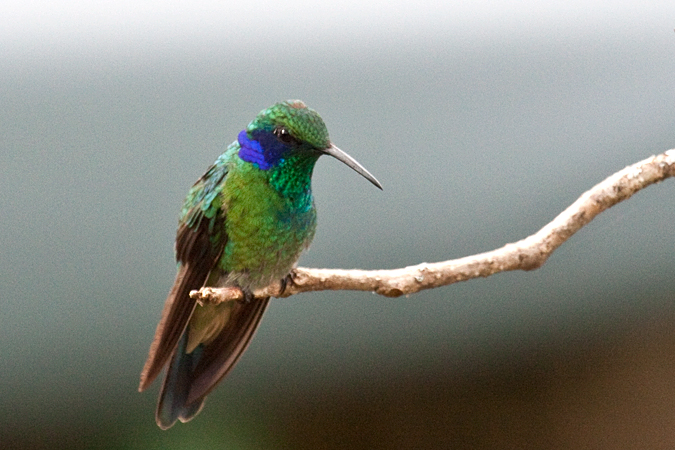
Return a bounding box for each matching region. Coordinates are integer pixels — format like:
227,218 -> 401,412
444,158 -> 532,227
139,100 -> 381,429
219,149 -> 317,287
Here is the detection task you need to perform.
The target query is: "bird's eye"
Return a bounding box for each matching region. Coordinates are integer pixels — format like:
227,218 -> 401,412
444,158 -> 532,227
274,126 -> 299,146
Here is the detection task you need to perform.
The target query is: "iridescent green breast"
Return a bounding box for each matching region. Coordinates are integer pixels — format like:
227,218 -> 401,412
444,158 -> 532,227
218,152 -> 317,290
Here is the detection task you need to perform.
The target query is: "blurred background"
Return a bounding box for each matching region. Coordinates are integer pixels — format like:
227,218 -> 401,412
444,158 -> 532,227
2,1 -> 675,448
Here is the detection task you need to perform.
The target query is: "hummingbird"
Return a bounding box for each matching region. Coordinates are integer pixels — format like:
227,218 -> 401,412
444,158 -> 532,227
139,100 -> 382,429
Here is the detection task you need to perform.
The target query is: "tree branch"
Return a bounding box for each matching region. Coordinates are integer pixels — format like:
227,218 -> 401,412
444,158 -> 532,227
191,150 -> 675,304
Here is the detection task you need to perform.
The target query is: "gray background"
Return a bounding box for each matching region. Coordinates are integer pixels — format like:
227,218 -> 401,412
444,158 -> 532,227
2,1 -> 675,448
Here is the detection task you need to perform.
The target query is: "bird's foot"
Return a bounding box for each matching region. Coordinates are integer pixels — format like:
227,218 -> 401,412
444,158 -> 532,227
278,271 -> 297,296
238,288 -> 255,304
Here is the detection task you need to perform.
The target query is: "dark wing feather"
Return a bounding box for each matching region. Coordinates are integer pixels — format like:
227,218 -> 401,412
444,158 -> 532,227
139,163 -> 228,392
186,296 -> 270,404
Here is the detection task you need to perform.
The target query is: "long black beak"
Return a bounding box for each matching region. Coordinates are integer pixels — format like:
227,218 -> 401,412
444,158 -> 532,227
323,144 -> 383,190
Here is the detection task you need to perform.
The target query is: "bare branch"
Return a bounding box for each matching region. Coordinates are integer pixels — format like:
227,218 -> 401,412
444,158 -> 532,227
191,150 -> 675,303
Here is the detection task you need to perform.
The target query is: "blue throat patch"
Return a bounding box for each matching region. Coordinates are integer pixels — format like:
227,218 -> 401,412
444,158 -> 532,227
238,129 -> 288,170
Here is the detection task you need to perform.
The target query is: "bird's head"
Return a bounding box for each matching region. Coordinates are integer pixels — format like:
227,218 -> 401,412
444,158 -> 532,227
238,100 -> 382,189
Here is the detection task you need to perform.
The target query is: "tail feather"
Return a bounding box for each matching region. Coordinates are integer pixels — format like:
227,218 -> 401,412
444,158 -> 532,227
156,333 -> 205,429
154,296 -> 270,429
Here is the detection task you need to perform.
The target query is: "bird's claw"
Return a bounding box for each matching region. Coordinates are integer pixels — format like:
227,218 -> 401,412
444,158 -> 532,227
238,288 -> 255,304
279,271 -> 296,296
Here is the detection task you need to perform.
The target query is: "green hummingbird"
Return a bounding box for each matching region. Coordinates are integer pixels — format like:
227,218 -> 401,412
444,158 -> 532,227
139,100 -> 382,429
